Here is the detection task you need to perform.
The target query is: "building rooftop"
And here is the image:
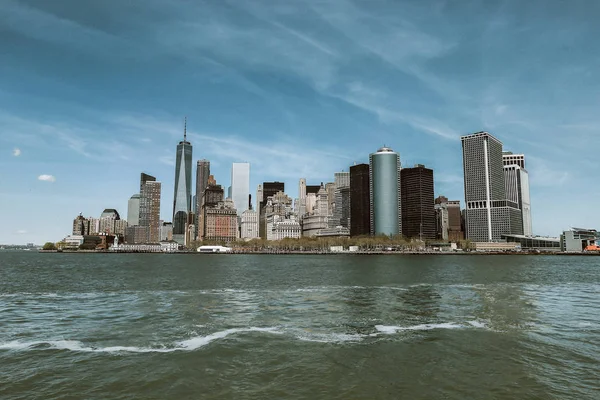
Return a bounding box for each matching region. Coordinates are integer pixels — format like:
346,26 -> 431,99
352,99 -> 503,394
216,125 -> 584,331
100,209 -> 121,220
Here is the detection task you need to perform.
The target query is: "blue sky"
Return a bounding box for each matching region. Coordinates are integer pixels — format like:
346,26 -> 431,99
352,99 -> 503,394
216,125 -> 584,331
1,0 -> 599,244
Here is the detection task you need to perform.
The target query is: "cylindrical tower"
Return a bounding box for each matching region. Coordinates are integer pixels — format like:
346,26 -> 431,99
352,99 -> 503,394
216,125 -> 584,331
369,146 -> 401,236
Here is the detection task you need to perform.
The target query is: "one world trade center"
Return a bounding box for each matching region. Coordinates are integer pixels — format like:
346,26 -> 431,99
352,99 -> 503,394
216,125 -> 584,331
173,118 -> 193,244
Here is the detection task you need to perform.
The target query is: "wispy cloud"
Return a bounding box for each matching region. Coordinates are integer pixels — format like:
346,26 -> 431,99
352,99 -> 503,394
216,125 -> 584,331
527,155 -> 569,187
16,229 -> 27,234
1,0 -> 131,56
159,155 -> 175,167
189,130 -> 352,182
38,174 -> 56,183
12,148 -> 21,156
329,83 -> 460,140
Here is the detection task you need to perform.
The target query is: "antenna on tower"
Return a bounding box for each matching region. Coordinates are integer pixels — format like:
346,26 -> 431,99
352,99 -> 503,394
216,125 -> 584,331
184,116 -> 187,141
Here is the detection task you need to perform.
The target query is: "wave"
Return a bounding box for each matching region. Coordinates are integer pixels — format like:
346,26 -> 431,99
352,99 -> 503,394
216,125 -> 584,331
0,322 -> 490,353
291,331 -> 364,343
375,321 -> 487,334
0,327 -> 282,354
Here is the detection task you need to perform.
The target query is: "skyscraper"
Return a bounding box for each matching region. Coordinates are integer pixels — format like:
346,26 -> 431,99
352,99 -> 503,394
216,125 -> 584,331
298,179 -> 307,217
231,162 -> 250,216
256,184 -> 263,208
195,159 -> 210,239
332,172 -> 350,228
140,173 -> 161,243
350,163 -> 371,236
369,146 -> 401,236
127,194 -> 140,226
503,152 -> 532,236
173,119 -> 193,244
400,165 -> 436,240
461,132 -> 523,242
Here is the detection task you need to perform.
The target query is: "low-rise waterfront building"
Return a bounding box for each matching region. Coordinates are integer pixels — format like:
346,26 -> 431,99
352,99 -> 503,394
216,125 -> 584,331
501,234 -> 560,252
63,235 -> 84,250
474,242 -> 520,252
316,226 -> 351,238
111,241 -> 179,253
560,228 -> 598,252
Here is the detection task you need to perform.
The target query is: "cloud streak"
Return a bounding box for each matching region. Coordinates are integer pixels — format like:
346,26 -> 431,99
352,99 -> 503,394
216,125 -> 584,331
12,148 -> 21,156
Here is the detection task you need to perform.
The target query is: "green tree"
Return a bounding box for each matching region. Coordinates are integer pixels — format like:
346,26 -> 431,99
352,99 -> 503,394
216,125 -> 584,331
42,242 -> 57,251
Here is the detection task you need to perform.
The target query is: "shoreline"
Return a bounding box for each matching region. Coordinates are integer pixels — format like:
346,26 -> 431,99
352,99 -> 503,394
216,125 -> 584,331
36,250 -> 600,256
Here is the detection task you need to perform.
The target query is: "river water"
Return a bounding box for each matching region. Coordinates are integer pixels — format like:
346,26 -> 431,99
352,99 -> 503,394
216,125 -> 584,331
1,253 -> 598,399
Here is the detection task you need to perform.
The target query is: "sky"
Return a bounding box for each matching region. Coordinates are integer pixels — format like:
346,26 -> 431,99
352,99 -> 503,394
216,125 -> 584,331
1,0 -> 600,244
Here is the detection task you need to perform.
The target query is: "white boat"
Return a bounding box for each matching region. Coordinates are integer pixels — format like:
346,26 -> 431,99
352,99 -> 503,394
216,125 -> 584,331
197,245 -> 232,253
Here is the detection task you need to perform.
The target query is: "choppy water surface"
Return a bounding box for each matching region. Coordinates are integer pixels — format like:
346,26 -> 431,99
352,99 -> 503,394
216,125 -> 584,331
1,253 -> 599,399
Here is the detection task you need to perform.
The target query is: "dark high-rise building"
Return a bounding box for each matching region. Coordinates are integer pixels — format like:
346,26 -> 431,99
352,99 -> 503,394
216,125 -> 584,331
203,185 -> 224,208
258,181 -> 285,238
195,160 -> 210,239
263,182 -> 285,200
401,165 -> 436,240
350,163 -> 371,236
306,185 -> 321,195
260,182 -> 285,211
173,119 -> 193,244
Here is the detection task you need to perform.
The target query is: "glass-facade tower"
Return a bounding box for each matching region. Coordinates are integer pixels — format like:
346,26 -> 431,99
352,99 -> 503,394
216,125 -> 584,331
369,147 -> 401,236
173,124 -> 193,241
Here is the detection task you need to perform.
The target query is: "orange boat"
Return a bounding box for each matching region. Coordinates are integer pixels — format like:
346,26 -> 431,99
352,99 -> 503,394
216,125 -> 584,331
584,244 -> 600,251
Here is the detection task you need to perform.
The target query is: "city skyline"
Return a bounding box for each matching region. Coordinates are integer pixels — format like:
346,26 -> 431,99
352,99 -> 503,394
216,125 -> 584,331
1,0 -> 599,244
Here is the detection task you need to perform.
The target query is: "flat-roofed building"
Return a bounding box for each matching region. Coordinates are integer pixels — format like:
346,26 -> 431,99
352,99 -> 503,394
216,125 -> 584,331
204,199 -> 238,243
501,234 -> 560,252
462,132 -> 523,242
401,165 -> 435,240
560,228 -> 598,252
350,163 -> 371,237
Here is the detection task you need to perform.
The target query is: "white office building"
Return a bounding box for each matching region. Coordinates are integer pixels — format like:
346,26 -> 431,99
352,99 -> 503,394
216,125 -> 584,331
241,209 -> 259,240
231,162 -> 250,216
503,152 -> 532,236
462,132 -> 523,242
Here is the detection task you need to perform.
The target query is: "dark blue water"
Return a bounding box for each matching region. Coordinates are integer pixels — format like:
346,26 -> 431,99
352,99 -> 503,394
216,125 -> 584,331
1,253 -> 599,399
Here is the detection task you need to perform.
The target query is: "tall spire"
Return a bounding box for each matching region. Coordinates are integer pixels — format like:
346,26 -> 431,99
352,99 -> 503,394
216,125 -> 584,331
184,116 -> 187,141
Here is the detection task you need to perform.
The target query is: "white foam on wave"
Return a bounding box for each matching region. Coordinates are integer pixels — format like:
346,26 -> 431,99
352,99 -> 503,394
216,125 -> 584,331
178,327 -> 282,350
467,320 -> 487,328
293,331 -> 364,343
375,322 -> 465,334
0,327 -> 282,354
